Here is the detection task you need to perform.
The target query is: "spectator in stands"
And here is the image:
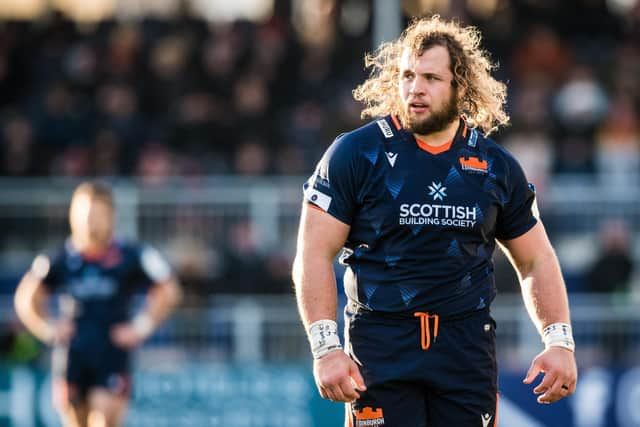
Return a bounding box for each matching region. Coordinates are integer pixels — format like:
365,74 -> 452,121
50,145 -> 92,177
0,113 -> 38,176
595,94 -> 640,186
233,137 -> 270,176
510,25 -> 571,86
105,24 -> 142,81
221,220 -> 264,290
285,100 -> 330,168
136,142 -> 174,185
551,65 -> 609,175
92,128 -> 125,177
586,219 -> 634,294
34,81 -> 89,149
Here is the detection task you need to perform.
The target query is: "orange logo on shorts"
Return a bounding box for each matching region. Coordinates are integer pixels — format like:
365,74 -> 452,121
354,407 -> 385,426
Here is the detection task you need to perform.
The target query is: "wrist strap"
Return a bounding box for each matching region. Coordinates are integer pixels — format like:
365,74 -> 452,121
132,313 -> 154,338
43,322 -> 57,345
307,319 -> 342,359
542,322 -> 575,352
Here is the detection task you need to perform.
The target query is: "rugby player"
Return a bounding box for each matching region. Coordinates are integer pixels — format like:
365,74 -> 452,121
293,15 -> 577,427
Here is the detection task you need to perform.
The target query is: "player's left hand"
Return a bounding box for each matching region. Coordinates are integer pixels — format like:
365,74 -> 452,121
110,323 -> 145,349
523,347 -> 577,404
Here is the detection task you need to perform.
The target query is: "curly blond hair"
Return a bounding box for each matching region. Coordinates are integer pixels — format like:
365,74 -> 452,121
353,15 -> 509,135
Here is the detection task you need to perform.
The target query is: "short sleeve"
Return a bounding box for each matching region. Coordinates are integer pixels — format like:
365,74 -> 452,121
303,134 -> 361,225
136,245 -> 173,285
495,154 -> 539,240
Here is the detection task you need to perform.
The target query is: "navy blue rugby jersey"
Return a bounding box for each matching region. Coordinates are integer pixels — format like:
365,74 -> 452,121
303,115 -> 537,316
33,240 -> 172,350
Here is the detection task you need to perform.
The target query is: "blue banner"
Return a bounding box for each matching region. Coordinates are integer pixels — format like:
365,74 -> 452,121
0,364 -> 638,427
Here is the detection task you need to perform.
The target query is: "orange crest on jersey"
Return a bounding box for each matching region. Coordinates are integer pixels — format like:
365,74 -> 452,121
459,156 -> 488,172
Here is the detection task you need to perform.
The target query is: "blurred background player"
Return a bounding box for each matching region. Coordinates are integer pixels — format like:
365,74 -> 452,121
13,181 -> 182,427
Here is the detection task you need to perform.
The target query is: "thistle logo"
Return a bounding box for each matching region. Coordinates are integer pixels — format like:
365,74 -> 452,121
428,182 -> 447,201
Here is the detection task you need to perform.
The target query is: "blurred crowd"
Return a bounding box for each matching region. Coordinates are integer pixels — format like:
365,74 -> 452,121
0,3 -> 369,181
0,2 -> 637,183
0,0 -> 639,297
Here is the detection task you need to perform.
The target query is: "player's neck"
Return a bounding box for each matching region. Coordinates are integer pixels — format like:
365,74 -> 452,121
71,236 -> 110,256
413,119 -> 459,147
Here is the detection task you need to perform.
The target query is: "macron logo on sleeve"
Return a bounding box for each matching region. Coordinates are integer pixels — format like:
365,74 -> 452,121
304,186 -> 332,211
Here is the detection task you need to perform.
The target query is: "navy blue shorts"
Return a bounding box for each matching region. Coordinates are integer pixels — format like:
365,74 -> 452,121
344,303 -> 498,427
52,344 -> 131,404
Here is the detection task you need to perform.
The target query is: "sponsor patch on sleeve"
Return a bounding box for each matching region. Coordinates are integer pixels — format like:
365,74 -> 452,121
303,186 -> 332,211
376,119 -> 394,139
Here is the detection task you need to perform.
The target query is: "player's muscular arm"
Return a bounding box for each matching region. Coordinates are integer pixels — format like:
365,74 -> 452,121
499,221 -> 578,404
14,272 -> 73,344
111,277 -> 182,349
293,204 -> 348,326
143,277 -> 182,327
499,222 -> 570,329
292,204 -> 366,402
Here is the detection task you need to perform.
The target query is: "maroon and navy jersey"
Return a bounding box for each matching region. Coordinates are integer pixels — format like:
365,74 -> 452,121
34,240 -> 172,350
303,115 -> 537,316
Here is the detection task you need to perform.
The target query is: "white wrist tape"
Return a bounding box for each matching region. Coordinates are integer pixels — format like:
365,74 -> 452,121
542,322 -> 575,352
43,322 -> 57,345
132,313 -> 154,338
307,319 -> 342,359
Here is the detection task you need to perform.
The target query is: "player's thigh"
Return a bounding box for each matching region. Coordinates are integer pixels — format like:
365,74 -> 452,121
54,389 -> 88,427
345,381 -> 427,427
87,388 -> 129,427
52,347 -> 89,414
88,354 -> 131,427
428,311 -> 498,427
427,390 -> 498,427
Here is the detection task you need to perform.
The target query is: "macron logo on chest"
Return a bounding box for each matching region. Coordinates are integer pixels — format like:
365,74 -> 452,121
385,151 -> 398,167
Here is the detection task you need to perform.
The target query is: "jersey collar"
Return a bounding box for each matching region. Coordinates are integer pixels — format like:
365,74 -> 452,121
66,238 -> 117,262
392,115 -> 469,155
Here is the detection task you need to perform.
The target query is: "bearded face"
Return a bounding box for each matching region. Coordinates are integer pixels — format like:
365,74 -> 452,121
398,46 -> 461,136
402,85 -> 460,135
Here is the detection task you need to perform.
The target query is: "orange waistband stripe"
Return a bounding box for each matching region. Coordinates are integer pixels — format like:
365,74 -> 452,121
413,312 -> 439,350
